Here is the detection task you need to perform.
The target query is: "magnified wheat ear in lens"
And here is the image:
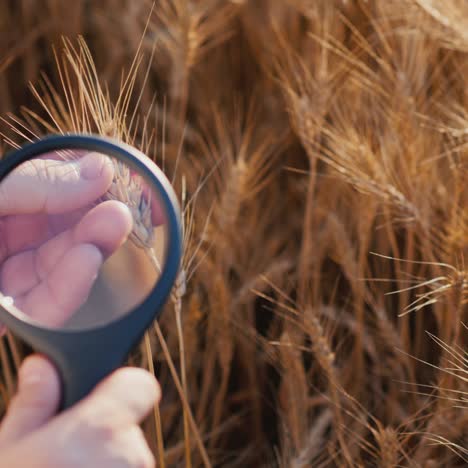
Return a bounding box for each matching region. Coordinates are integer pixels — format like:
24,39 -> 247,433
106,159 -> 163,271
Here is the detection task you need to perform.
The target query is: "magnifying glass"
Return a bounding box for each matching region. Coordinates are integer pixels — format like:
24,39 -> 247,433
0,134 -> 182,409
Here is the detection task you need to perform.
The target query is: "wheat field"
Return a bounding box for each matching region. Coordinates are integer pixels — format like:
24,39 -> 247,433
0,1 -> 467,466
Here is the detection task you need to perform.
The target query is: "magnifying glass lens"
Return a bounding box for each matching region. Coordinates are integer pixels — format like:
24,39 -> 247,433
0,150 -> 167,331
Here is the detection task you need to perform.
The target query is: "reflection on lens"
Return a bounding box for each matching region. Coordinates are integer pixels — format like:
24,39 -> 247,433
0,150 -> 167,330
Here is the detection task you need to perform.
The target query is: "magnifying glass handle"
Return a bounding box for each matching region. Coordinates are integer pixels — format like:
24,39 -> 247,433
58,352 -> 125,410
37,330 -> 133,411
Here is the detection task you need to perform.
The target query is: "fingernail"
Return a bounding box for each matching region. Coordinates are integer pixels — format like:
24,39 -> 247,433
80,153 -> 107,180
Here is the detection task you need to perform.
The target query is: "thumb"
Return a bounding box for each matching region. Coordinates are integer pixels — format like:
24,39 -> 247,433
0,355 -> 60,445
0,152 -> 114,216
68,367 -> 160,428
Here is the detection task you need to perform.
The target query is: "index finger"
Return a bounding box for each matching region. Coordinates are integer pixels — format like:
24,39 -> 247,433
0,152 -> 114,216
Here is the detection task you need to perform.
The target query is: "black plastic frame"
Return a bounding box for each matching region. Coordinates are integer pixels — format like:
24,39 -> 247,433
0,134 -> 182,408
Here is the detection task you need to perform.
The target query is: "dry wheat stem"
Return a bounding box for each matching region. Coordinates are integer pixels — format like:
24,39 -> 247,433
154,322 -> 212,468
144,332 -> 166,468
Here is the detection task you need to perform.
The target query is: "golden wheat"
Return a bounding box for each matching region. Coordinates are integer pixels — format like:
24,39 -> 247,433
0,1 -> 467,466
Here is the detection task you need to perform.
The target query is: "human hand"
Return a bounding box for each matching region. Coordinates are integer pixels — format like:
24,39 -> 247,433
0,152 -> 133,327
0,355 -> 158,467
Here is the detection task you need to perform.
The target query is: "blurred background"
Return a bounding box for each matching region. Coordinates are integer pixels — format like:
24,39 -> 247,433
0,1 -> 467,466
